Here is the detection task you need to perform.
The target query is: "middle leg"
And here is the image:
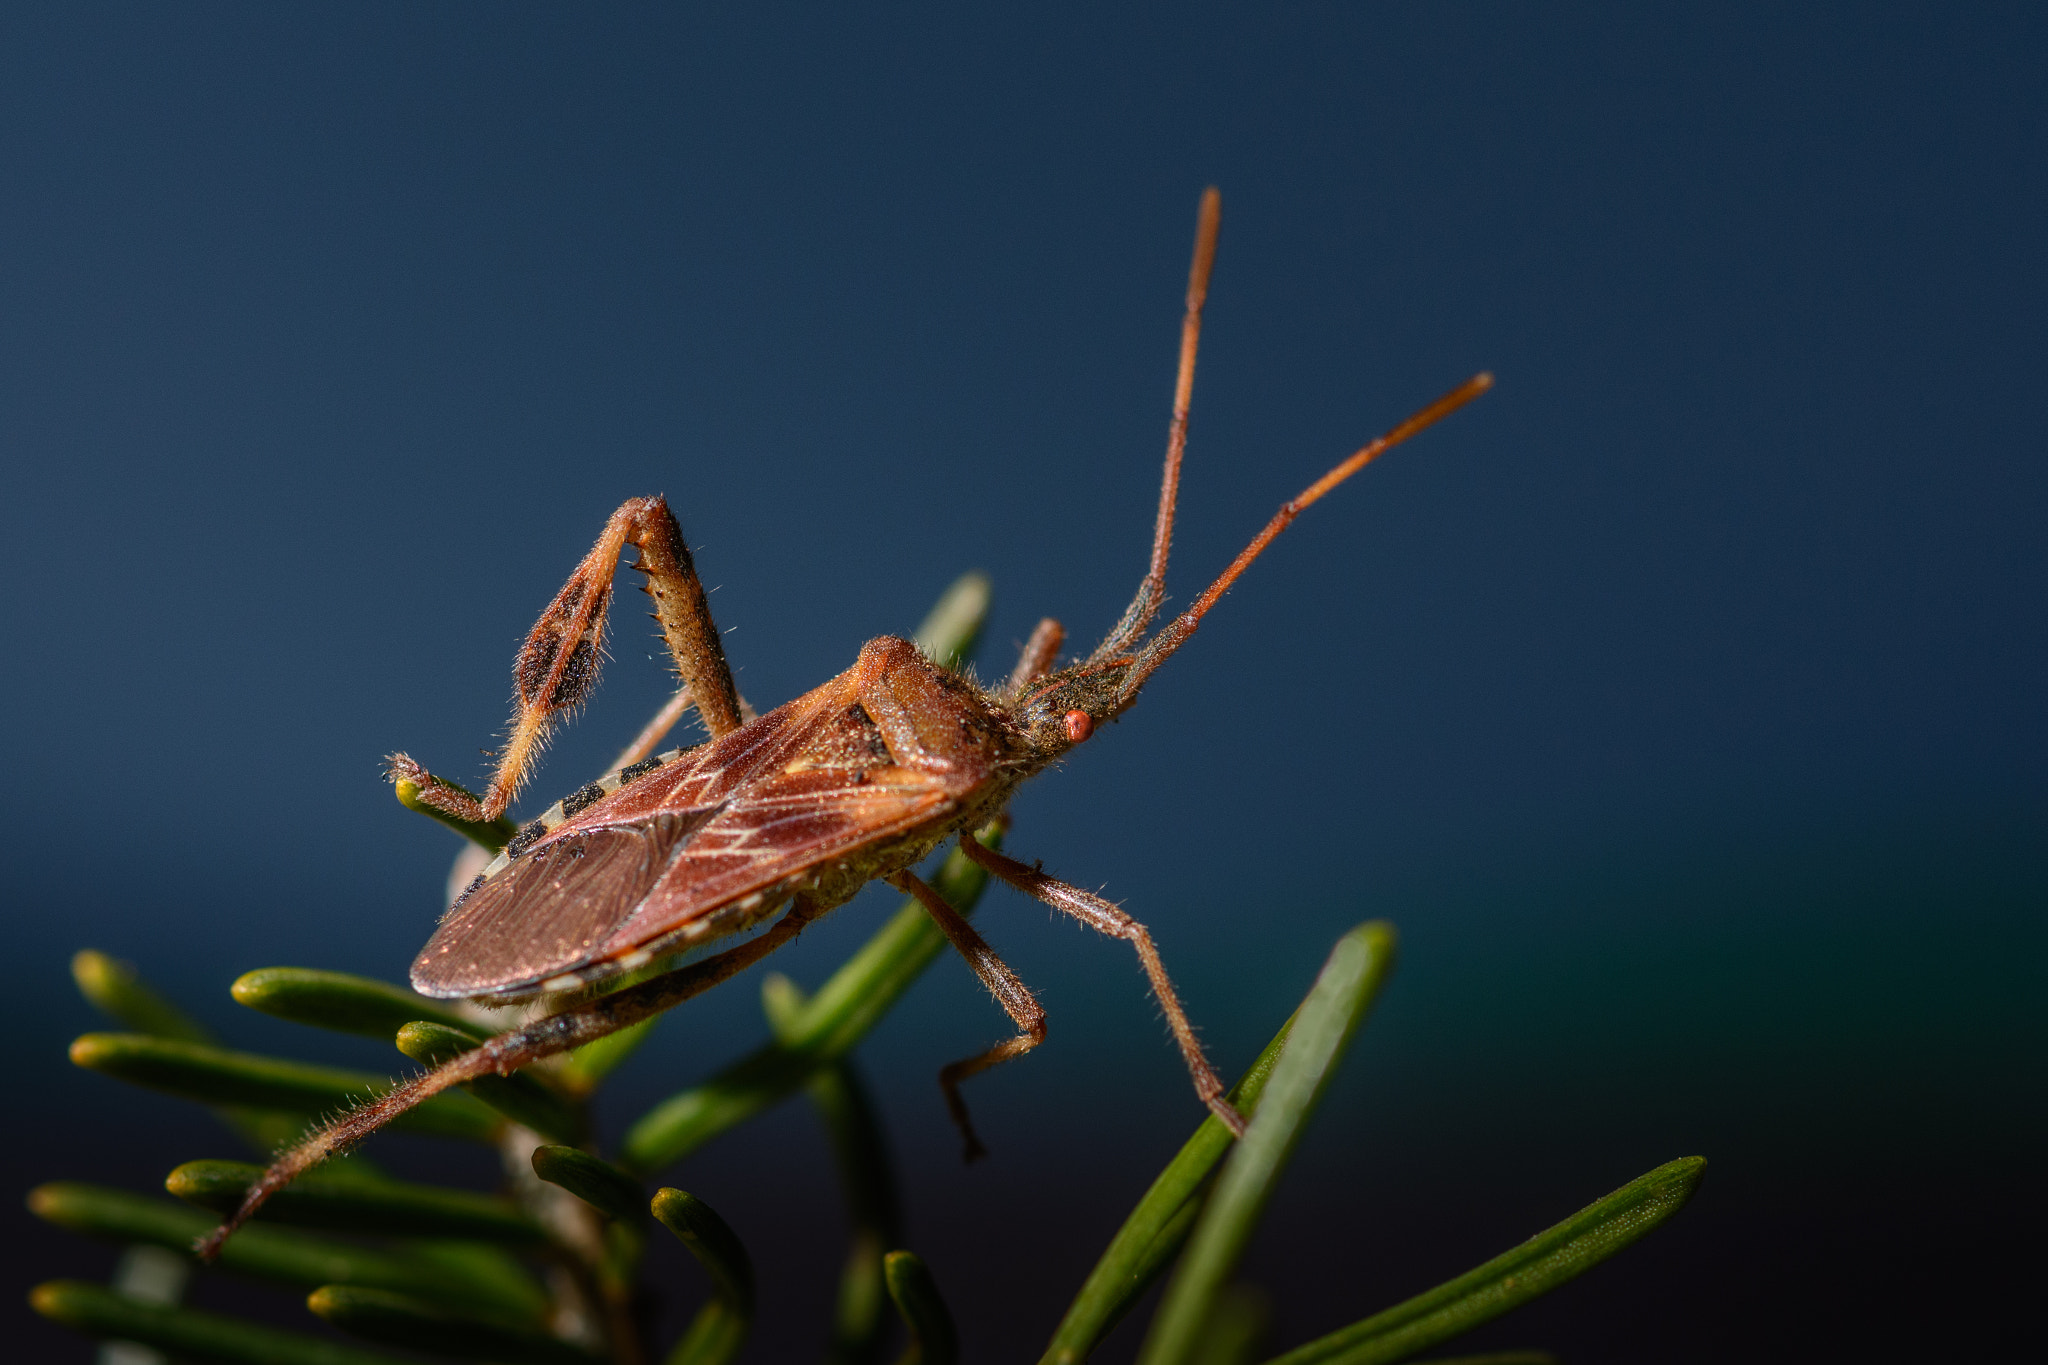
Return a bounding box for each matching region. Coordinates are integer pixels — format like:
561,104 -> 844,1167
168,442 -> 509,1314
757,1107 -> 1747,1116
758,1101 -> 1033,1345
889,870 -> 1047,1160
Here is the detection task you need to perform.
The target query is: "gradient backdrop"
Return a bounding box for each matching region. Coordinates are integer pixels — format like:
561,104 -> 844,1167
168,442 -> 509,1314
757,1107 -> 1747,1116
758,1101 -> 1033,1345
4,6 -> 2042,1361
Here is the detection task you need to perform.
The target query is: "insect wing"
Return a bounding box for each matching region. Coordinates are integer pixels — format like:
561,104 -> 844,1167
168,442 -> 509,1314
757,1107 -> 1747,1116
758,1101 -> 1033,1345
412,677 -> 958,998
409,809 -> 725,997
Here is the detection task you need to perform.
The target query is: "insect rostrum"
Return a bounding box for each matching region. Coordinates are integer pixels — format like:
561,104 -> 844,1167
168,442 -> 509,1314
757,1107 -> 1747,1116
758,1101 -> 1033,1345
199,187 -> 1491,1260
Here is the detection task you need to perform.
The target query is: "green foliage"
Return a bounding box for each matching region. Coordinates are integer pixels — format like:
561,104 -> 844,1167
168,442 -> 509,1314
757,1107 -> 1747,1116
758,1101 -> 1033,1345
73,951 -> 211,1043
306,1284 -> 603,1364
882,1251 -> 957,1365
33,1279 -> 413,1365
1042,1011 -> 1300,1363
30,574 -> 1702,1362
654,1186 -> 757,1365
166,1160 -> 545,1242
29,1181 -> 548,1319
231,967 -> 480,1039
1260,1160 -> 1705,1365
68,1030 -> 503,1141
1139,924 -> 1396,1365
530,1146 -> 646,1225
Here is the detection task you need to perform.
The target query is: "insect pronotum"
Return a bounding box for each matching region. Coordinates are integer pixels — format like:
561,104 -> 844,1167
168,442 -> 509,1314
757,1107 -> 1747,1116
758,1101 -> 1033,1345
198,188 -> 1490,1258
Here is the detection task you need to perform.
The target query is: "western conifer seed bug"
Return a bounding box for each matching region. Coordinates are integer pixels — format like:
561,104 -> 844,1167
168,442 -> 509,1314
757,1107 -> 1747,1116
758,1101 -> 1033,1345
199,188 -> 1490,1258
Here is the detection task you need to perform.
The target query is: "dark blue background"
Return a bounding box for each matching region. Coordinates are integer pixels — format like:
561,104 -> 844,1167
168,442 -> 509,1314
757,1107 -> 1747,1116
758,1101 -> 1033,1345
5,5 -> 2042,1360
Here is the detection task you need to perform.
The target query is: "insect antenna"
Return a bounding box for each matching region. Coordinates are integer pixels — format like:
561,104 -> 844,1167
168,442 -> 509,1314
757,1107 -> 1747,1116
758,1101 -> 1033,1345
1090,185 -> 1223,665
1115,371 -> 1495,706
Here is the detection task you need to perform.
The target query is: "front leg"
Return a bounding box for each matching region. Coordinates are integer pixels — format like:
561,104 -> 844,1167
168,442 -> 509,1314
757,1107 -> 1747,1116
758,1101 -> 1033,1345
1003,617 -> 1065,696
395,496 -> 744,823
956,836 -> 1247,1137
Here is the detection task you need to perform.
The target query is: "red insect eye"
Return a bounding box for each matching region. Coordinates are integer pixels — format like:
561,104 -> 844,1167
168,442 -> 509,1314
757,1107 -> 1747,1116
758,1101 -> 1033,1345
1063,710 -> 1094,744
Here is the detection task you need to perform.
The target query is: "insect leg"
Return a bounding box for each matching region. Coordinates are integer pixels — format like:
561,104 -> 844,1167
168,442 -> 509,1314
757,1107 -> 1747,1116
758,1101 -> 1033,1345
889,870 -> 1047,1161
198,896 -> 822,1260
1003,617 -> 1065,696
396,496 -> 744,823
955,836 -> 1247,1137
609,682 -> 759,773
609,685 -> 700,770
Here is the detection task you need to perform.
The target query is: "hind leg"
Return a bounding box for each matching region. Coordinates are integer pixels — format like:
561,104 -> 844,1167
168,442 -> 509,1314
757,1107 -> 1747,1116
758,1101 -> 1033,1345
393,496 -> 745,824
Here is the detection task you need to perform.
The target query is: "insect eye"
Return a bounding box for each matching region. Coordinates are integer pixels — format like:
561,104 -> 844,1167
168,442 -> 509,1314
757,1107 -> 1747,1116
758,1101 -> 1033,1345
1063,710 -> 1094,744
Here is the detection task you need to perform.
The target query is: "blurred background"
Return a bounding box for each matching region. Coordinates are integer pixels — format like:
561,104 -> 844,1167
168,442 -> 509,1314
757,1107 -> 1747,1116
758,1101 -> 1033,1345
4,5 -> 2042,1360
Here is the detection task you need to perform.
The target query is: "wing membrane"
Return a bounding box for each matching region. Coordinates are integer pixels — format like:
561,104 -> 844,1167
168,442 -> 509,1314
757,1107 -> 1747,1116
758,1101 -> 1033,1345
411,810 -> 721,997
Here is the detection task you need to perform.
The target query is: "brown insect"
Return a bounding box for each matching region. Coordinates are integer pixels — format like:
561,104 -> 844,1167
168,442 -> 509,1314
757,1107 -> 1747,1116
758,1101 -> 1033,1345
199,188 -> 1489,1258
